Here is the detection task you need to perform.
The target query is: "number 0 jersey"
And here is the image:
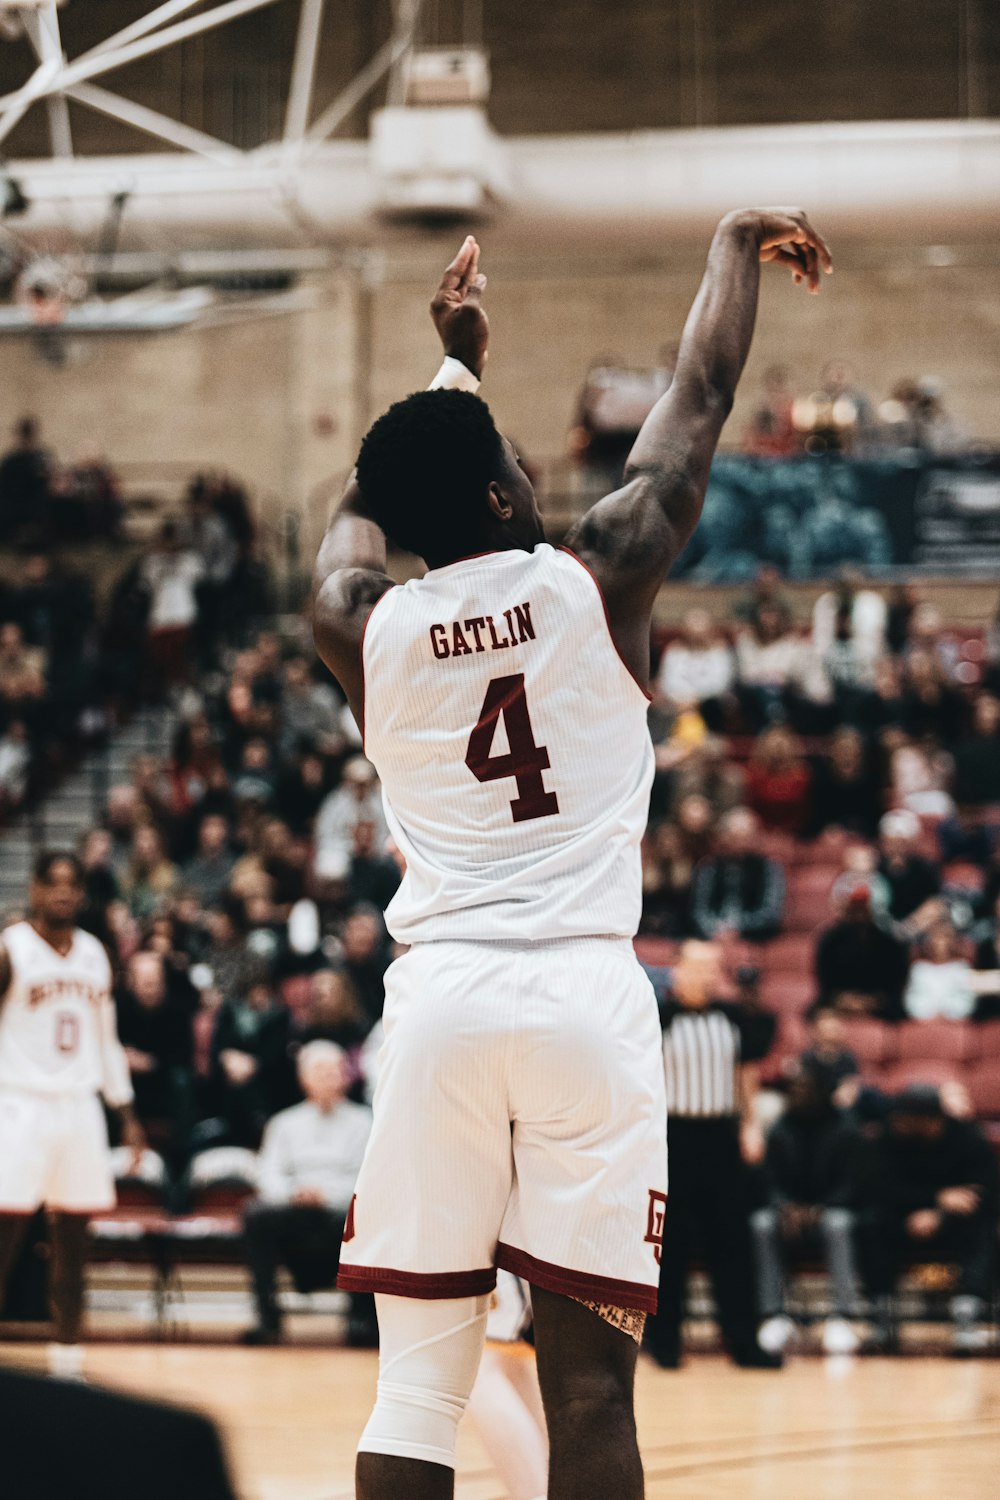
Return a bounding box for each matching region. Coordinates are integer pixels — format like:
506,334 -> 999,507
361,543 -> 655,943
0,921 -> 133,1104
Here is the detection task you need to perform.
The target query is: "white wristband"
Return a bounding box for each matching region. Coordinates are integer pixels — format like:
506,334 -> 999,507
428,355 -> 481,394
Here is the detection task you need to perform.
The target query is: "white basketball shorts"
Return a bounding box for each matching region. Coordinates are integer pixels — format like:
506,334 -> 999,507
338,938 -> 668,1314
0,1088 -> 116,1214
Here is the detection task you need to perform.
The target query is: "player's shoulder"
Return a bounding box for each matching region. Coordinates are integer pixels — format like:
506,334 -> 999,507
73,927 -> 112,971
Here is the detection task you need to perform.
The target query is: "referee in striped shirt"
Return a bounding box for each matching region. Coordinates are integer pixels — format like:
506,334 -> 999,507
645,941 -> 782,1369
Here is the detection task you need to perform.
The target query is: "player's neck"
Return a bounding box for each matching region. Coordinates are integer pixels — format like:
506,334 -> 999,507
29,918 -> 75,957
424,533 -> 530,571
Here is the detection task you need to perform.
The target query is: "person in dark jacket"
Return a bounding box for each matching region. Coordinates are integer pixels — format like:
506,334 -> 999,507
691,807 -> 784,942
876,810 -> 942,933
815,887 -> 910,1018
751,1066 -> 864,1355
858,1085 -> 999,1355
806,727 -> 883,840
115,950 -> 196,1164
209,969 -> 291,1147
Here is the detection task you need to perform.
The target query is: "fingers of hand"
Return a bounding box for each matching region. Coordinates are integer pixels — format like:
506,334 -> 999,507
440,234 -> 477,290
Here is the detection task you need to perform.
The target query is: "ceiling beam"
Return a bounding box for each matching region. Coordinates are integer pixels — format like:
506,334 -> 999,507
283,0 -> 326,143
67,82 -> 243,162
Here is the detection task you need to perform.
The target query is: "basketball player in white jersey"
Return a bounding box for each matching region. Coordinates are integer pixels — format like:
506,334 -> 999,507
313,210 -> 832,1499
0,851 -> 143,1377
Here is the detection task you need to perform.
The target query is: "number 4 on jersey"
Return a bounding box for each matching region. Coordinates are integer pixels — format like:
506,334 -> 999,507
465,674 -> 560,823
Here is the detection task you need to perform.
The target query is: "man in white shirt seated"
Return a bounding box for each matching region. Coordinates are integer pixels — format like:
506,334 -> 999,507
241,1040 -> 373,1346
655,608 -> 735,732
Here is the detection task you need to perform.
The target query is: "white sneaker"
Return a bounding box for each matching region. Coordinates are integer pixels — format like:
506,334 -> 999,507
821,1318 -> 860,1356
758,1315 -> 796,1354
47,1342 -> 85,1381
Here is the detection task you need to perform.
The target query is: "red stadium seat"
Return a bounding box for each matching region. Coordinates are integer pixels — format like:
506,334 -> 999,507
633,937 -> 678,967
941,862 -> 985,893
965,1061 -> 1000,1120
895,1019 -> 977,1065
973,1019 -> 1000,1061
840,1017 -> 898,1069
760,974 -> 815,1013
879,1060 -> 965,1095
761,934 -> 814,973
784,890 -> 833,933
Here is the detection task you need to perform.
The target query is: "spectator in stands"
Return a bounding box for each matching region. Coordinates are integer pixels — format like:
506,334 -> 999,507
880,377 -> 965,456
797,360 -> 876,454
115,951 -> 195,1158
640,822 -> 696,938
815,887 -> 909,1019
876,810 -> 943,936
275,747 -> 330,837
812,567 -> 887,707
886,728 -> 955,820
798,1007 -> 860,1105
0,718 -> 29,810
140,521 -> 203,692
241,1040 -> 373,1346
209,968 -> 291,1147
752,1066 -> 863,1355
203,898 -> 250,1006
903,604 -> 961,685
0,620 -> 46,707
744,727 -> 813,837
860,1085 -> 998,1355
55,446 -> 124,541
104,783 -> 144,877
292,970 -> 371,1054
186,480 -> 239,666
120,825 -> 179,921
78,827 -> 120,943
232,737 -> 277,810
279,657 -> 344,757
735,603 -> 820,729
903,922 -> 980,1022
691,807 -> 784,943
0,416 -> 51,542
655,609 -> 734,731
336,907 -> 390,1027
807,727 -> 883,840
741,365 -> 799,458
344,821 -> 402,914
950,692 -> 1000,808
313,757 -> 387,884
183,814 -> 237,908
733,563 -> 792,630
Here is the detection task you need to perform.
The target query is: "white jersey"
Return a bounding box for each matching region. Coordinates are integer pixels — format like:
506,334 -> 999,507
0,921 -> 133,1104
362,543 -> 654,942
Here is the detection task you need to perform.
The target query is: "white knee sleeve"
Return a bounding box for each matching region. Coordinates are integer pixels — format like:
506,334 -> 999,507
358,1293 -> 490,1469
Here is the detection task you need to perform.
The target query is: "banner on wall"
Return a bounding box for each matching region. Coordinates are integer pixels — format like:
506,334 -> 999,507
671,453 -> 1000,580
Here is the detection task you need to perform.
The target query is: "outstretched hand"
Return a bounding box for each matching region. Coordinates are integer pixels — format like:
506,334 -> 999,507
748,208 -> 833,294
430,234 -> 489,378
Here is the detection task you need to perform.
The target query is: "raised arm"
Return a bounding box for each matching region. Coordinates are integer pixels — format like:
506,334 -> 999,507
565,208 -> 831,687
312,236 -> 489,716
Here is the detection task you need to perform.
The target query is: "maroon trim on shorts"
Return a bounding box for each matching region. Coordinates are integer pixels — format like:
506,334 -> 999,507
558,547 -> 654,702
336,1264 -> 497,1299
358,584 -> 398,755
496,1242 -> 658,1315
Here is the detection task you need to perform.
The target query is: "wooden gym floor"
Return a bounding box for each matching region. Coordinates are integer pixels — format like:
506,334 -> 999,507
3,1342 -> 999,1499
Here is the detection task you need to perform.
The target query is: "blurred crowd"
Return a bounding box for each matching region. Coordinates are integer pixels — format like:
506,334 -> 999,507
3,556 -> 987,1356
0,415 -> 266,815
571,355 -> 972,486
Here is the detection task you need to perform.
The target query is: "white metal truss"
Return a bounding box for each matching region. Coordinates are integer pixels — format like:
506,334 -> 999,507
0,0 -> 426,162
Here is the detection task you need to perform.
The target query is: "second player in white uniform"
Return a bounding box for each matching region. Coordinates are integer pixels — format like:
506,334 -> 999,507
0,852 -> 141,1374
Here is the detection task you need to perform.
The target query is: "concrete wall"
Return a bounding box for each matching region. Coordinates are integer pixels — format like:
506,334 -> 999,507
0,247 -> 997,557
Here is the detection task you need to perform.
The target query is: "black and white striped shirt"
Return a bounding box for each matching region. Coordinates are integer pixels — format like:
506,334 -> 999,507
661,1001 -> 742,1119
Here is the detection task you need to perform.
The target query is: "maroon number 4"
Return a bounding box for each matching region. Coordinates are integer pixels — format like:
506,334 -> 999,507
465,674 -> 559,823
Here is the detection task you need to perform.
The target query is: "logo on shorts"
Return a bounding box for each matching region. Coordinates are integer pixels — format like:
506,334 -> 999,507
644,1190 -> 667,1264
343,1194 -> 356,1243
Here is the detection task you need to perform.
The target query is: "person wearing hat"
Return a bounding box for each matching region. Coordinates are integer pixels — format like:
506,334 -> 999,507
859,1084 -> 998,1355
815,884 -> 910,1019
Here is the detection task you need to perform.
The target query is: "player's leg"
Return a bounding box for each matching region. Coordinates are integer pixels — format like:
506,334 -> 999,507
531,1288 -> 642,1500
0,1214 -> 32,1311
467,1346 -> 548,1500
48,1212 -> 90,1344
356,1292 -> 490,1500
